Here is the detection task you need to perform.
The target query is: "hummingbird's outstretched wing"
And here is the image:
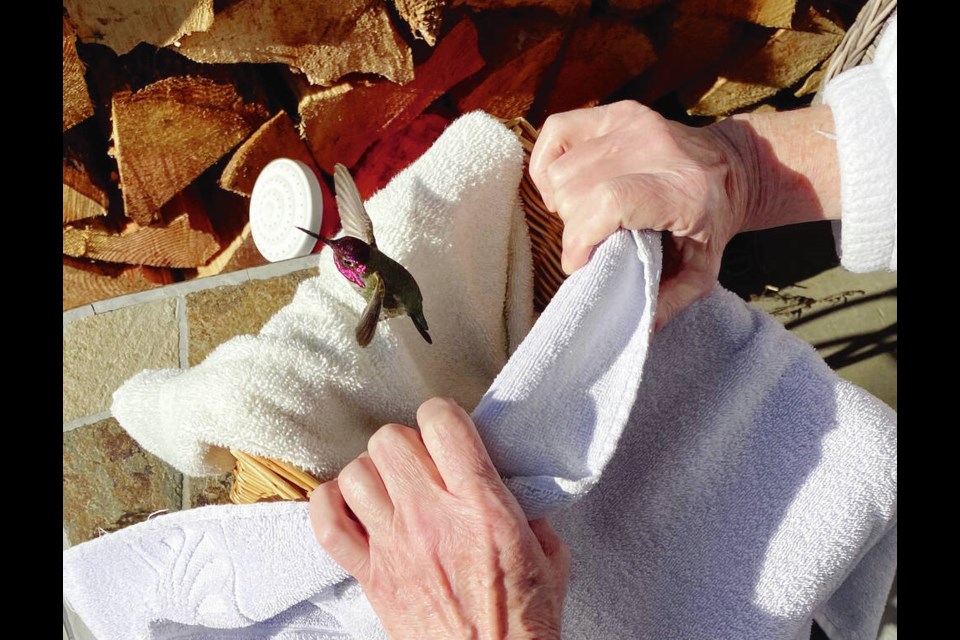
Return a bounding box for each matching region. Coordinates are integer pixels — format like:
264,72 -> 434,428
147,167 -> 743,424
356,273 -> 384,347
333,163 -> 376,248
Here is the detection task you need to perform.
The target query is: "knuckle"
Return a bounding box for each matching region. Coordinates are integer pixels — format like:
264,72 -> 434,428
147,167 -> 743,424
554,191 -> 575,222
545,160 -> 565,187
540,112 -> 563,135
312,479 -> 339,503
595,180 -> 624,215
337,457 -> 366,488
562,223 -> 581,250
607,99 -> 644,118
315,520 -> 347,549
418,396 -> 466,429
367,422 -> 413,454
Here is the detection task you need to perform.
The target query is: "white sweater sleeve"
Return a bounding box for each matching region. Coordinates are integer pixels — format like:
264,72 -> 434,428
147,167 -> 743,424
822,12 -> 897,272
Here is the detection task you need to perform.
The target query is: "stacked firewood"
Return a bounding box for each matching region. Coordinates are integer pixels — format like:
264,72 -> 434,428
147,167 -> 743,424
62,0 -> 863,310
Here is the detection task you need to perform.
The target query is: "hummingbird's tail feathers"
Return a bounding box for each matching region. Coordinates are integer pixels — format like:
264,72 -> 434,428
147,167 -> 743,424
355,323 -> 375,348
411,311 -> 432,345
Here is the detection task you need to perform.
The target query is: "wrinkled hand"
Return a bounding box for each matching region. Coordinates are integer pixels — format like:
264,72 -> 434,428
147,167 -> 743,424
530,100 -> 750,330
309,397 -> 570,640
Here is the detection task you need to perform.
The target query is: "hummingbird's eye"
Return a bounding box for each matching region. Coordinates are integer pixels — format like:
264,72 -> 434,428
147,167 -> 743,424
343,258 -> 355,267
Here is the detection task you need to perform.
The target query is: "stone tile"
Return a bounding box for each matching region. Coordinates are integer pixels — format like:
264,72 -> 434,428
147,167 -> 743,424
63,417 -> 182,545
750,267 -> 897,410
186,473 -> 235,507
186,268 -> 315,365
63,298 -> 179,423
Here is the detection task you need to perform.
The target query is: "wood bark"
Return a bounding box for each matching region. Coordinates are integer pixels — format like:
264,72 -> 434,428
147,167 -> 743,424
220,111 -> 320,197
63,185 -> 220,268
392,0 -> 448,45
297,17 -> 483,172
63,0 -> 214,55
111,75 -> 269,225
544,19 -> 656,116
175,0 -> 413,87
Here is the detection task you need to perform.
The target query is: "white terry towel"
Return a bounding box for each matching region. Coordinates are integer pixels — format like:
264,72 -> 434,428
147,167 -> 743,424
64,228 -> 896,640
110,111 -> 535,479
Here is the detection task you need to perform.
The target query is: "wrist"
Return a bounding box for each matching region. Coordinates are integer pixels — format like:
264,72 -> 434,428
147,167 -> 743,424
709,106 -> 842,234
704,116 -> 759,238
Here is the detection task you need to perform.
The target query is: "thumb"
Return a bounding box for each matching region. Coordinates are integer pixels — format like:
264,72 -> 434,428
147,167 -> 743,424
529,518 -> 571,589
654,237 -> 721,332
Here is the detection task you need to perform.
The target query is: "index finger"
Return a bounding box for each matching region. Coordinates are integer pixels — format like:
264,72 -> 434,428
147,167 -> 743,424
415,397 -> 500,495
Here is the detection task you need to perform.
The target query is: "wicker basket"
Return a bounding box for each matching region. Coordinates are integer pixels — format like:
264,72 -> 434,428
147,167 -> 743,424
228,0 -> 897,504
814,0 -> 896,104
228,117 -> 564,504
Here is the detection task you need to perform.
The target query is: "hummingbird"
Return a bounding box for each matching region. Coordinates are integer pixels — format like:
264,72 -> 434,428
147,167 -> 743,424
297,163 -> 432,348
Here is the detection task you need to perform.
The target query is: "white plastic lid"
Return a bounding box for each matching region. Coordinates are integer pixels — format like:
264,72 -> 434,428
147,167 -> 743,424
249,158 -> 324,262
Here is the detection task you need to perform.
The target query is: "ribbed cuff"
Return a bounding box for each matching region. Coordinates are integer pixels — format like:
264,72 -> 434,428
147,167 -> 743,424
822,62 -> 897,272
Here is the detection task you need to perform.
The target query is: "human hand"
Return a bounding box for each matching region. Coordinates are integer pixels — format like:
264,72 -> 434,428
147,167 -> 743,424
309,397 -> 570,640
530,100 -> 842,330
530,100 -> 751,330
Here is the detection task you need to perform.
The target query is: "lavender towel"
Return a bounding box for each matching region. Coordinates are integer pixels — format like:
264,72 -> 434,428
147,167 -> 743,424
64,228 -> 895,640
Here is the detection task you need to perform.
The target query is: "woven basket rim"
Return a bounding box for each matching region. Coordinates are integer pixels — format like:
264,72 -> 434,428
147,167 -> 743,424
815,0 -> 896,103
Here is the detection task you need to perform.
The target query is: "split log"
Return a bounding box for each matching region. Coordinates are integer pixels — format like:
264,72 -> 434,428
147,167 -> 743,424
297,17 -> 483,172
63,0 -> 214,55
794,61 -> 827,97
452,0 -> 588,15
607,0 -> 670,10
63,257 -> 175,311
682,6 -> 844,116
175,0 -> 413,87
111,75 -> 269,225
679,0 -> 797,29
63,124 -> 112,224
392,0 -> 448,46
194,223 -> 263,278
543,19 -> 656,116
194,188 -> 267,277
352,113 -> 451,199
451,18 -> 566,120
63,186 -> 220,268
639,9 -> 743,103
63,17 -> 94,132
220,111 -> 320,197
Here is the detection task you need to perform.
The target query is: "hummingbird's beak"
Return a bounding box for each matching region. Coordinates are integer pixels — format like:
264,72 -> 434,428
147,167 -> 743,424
295,226 -> 326,243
